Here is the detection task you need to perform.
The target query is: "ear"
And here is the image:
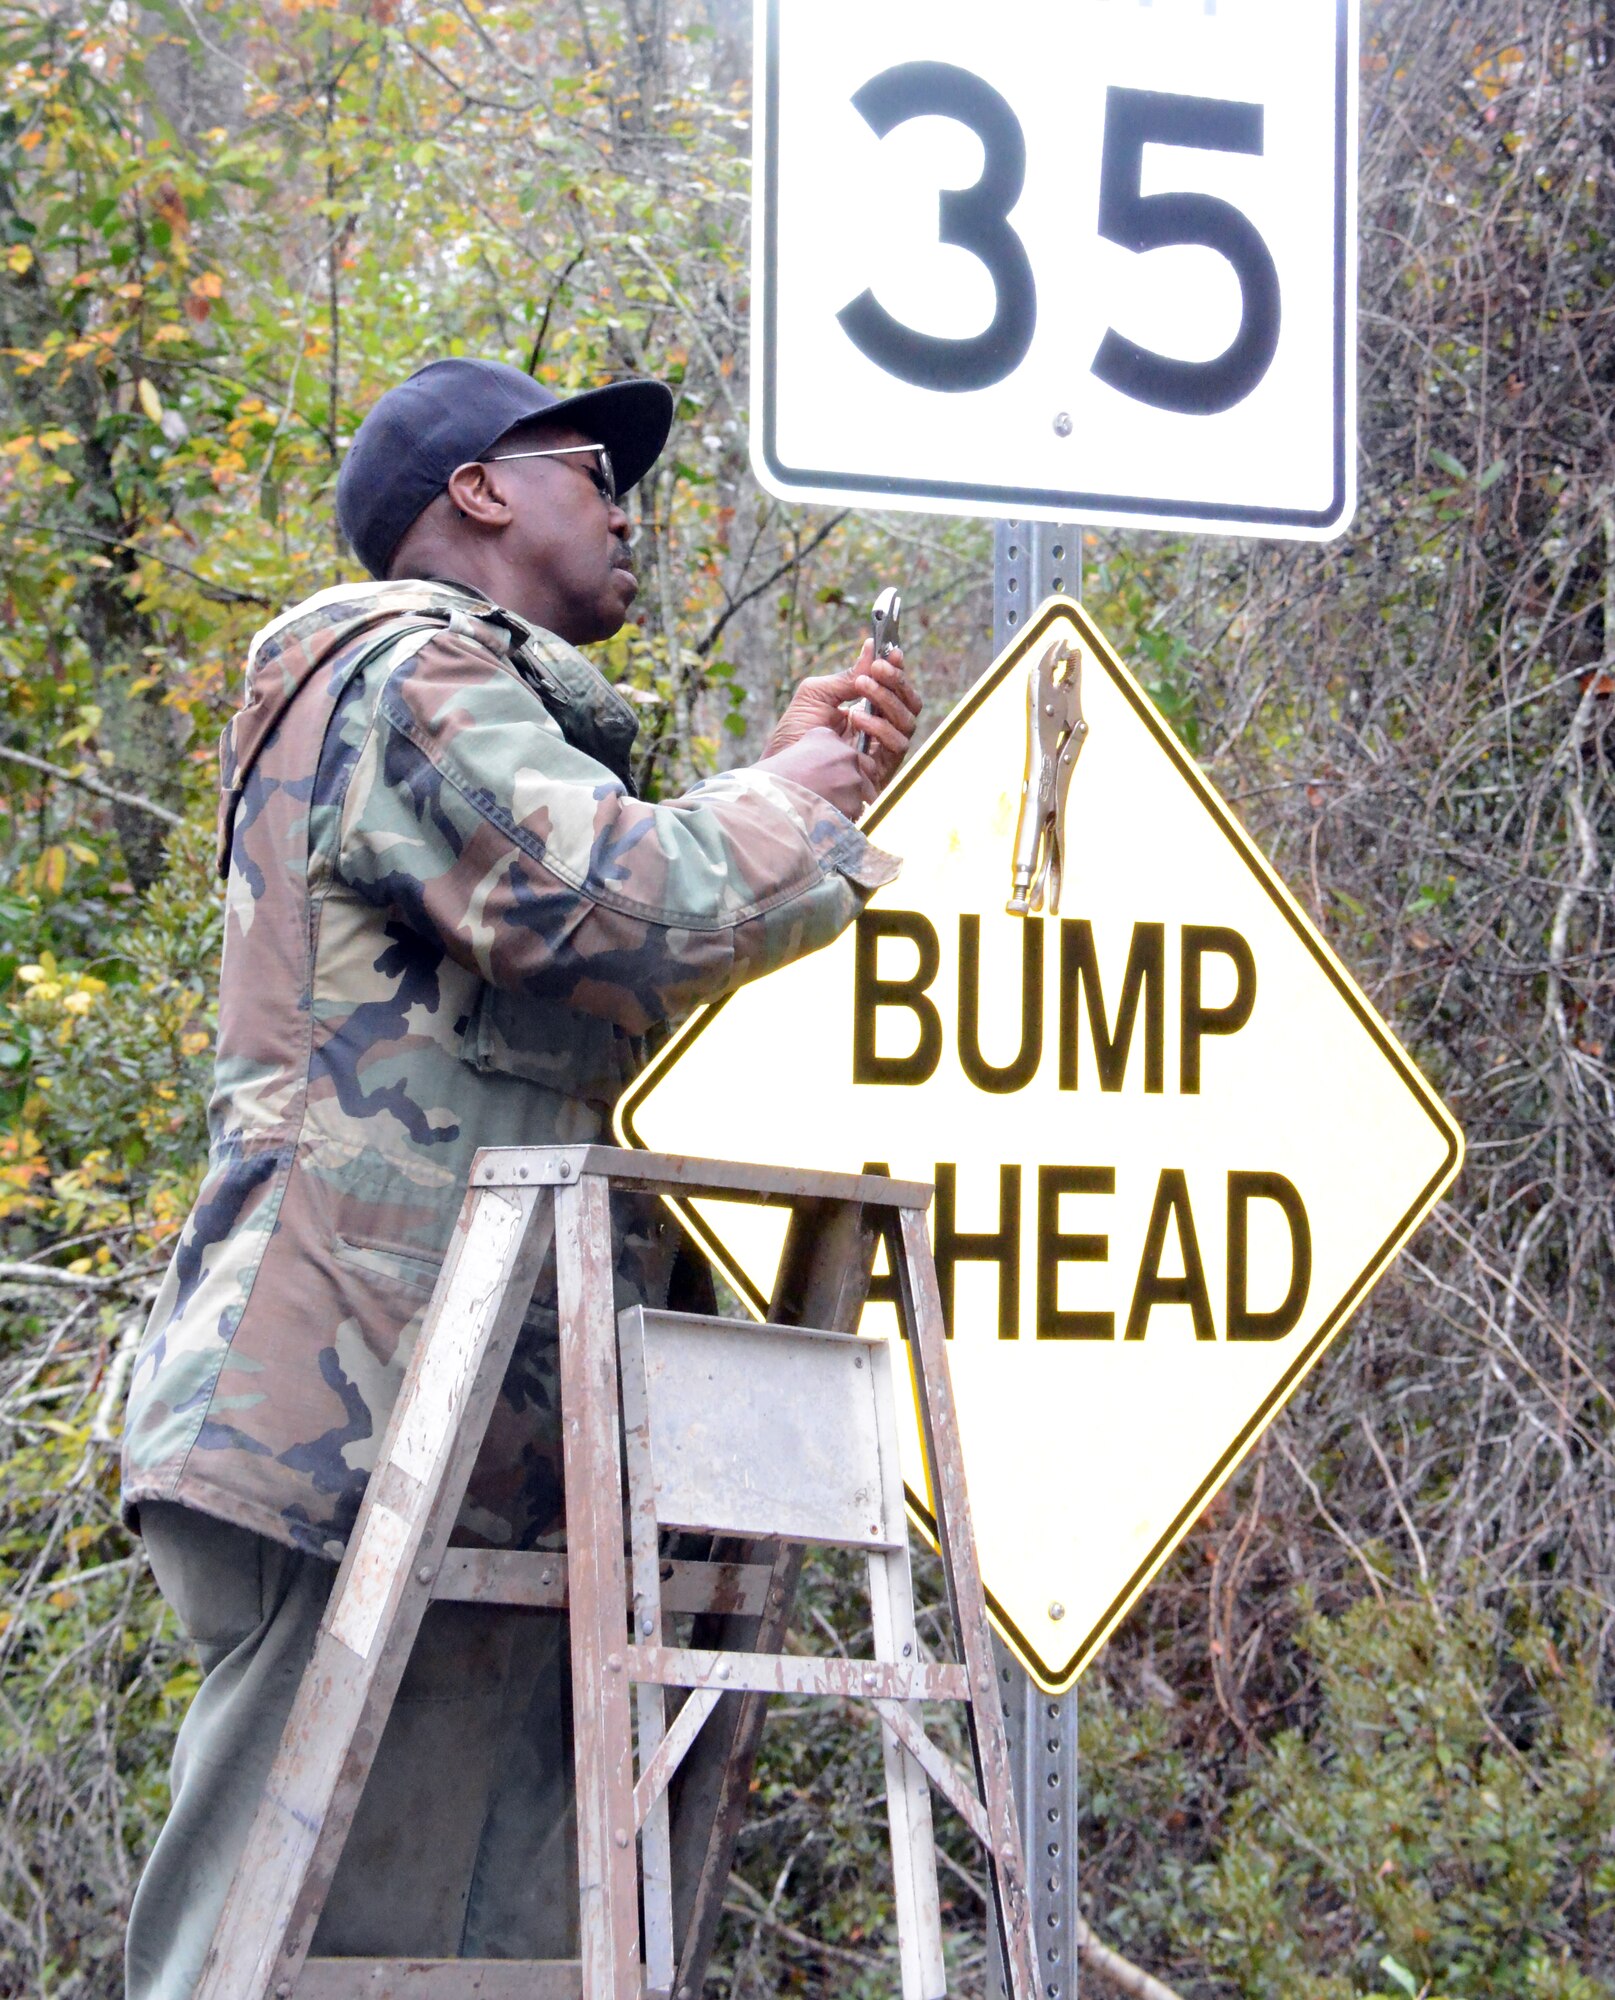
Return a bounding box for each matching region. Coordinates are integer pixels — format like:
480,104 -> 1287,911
444,459 -> 516,527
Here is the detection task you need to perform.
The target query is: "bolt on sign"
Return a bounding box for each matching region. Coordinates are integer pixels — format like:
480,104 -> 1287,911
752,0 -> 1359,539
617,601 -> 1463,1692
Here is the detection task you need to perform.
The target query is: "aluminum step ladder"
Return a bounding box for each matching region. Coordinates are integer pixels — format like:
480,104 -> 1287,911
193,1145 -> 1040,2000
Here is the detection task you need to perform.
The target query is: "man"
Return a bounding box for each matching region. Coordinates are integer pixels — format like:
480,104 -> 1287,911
120,357 -> 920,1996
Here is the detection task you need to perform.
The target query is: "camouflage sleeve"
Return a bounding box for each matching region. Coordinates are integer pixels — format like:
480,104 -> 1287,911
337,628 -> 900,1033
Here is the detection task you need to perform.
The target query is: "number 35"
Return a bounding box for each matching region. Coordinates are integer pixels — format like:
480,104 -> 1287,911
836,61 -> 1282,416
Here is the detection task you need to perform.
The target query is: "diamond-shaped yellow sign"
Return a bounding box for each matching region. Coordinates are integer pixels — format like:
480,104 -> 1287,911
617,598 -> 1462,1692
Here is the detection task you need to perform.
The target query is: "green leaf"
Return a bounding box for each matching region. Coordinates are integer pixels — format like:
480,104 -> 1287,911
1428,447 -> 1468,481
1379,1956 -> 1419,1997
1476,455 -> 1509,492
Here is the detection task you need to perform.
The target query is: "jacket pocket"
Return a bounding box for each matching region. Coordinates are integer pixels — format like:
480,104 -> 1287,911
333,1233 -> 441,1295
458,982 -> 639,1107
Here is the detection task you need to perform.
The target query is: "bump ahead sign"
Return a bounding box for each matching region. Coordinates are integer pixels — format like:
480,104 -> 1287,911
618,600 -> 1461,1691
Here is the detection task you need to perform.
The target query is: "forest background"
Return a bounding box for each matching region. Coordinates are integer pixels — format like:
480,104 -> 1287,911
0,1 -> 1611,1995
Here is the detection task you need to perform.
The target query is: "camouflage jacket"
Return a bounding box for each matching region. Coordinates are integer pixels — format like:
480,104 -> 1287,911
121,579 -> 898,1561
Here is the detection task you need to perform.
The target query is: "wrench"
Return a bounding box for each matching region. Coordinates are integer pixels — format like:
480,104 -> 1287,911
855,586 -> 903,760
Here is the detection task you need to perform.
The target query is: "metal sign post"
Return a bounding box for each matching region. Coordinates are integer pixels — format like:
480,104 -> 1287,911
992,1641 -> 1078,2000
990,518 -> 1081,2000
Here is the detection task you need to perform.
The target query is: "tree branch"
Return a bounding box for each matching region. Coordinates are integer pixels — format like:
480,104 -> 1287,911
1076,1916 -> 1189,2000
0,1259 -> 155,1295
45,521 -> 272,608
0,744 -> 184,829
693,511 -> 848,659
525,249 -> 588,378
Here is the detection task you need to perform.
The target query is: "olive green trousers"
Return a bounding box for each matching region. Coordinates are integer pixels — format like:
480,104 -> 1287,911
125,1503 -> 577,2000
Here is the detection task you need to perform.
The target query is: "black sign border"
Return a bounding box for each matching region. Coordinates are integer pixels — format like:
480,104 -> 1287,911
754,0 -> 1355,535
618,597 -> 1462,1689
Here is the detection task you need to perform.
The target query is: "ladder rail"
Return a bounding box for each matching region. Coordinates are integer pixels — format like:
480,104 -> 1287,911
555,1172 -> 643,2000
896,1205 -> 1042,2000
193,1176 -> 555,2000
865,1330 -> 947,2000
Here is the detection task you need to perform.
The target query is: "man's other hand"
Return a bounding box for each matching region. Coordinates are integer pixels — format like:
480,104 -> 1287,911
753,728 -> 871,822
761,642 -> 923,802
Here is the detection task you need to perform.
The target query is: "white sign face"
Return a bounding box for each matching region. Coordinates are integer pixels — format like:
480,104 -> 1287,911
753,0 -> 1358,540
618,602 -> 1460,1691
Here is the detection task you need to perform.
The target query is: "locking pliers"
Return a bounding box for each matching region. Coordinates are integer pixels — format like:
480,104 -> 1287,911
1007,635 -> 1088,917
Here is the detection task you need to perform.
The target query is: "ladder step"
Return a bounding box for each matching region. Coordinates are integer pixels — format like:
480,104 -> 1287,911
628,1644 -> 971,1701
296,1960 -> 581,1998
431,1549 -> 771,1617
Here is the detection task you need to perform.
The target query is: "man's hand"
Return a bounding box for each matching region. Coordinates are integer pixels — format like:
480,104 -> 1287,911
753,728 -> 870,823
761,642 -> 923,804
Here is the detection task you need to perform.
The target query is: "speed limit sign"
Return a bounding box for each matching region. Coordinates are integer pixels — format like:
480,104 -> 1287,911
752,0 -> 1358,540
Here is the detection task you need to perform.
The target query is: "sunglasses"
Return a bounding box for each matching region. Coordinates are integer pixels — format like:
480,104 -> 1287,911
480,441 -> 617,504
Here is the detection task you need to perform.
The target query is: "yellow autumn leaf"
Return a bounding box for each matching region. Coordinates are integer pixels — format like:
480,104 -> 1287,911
136,378 -> 164,424
6,244 -> 33,274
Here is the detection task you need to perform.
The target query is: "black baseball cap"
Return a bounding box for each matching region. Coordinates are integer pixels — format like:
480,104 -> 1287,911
336,358 -> 675,579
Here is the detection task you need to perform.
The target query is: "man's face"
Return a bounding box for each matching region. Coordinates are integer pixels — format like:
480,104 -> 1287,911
477,419 -> 638,644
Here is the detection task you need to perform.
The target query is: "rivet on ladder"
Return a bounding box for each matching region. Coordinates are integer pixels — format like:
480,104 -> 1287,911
614,1829 -> 629,1849
416,1566 -> 432,1586
607,1653 -> 623,1673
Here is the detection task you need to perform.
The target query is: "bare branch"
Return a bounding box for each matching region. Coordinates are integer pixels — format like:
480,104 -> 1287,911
694,512 -> 848,659
1077,1917 -> 1190,2000
0,744 -> 184,830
